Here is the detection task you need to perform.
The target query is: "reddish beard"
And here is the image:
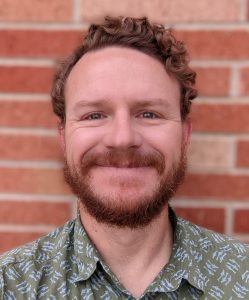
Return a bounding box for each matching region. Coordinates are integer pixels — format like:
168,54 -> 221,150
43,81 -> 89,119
63,149 -> 187,229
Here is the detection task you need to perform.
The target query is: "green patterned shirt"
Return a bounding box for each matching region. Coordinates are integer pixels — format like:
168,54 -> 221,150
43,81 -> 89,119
1,208 -> 249,299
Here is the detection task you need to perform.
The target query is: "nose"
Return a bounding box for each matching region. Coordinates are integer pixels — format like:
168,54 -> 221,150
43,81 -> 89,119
103,113 -> 142,150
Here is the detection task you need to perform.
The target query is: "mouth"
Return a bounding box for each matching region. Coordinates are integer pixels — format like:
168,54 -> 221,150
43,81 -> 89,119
94,161 -> 154,168
93,165 -> 155,175
96,164 -> 147,168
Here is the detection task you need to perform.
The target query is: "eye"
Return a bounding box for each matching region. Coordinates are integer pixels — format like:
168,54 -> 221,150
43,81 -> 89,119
139,111 -> 159,119
84,112 -> 106,120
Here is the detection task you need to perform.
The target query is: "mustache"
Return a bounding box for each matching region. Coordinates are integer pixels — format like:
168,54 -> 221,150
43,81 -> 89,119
79,149 -> 165,174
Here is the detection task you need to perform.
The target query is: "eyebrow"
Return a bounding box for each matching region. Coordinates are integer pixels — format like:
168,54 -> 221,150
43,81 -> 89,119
73,98 -> 170,112
133,98 -> 166,107
73,99 -> 109,113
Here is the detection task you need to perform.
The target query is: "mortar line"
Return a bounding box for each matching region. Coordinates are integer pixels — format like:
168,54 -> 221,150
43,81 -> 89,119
225,206 -> 234,236
0,93 -> 50,101
173,199 -> 249,208
0,128 -> 56,136
230,66 -> 240,97
240,0 -> 248,21
73,0 -> 81,23
0,58 -> 55,66
1,22 -> 249,30
0,194 -> 73,202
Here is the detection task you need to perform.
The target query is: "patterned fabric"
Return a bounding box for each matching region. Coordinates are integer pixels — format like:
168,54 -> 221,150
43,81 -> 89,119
0,208 -> 249,300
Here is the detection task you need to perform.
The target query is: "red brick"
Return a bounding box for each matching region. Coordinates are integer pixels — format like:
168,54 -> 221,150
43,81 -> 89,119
0,101 -> 56,128
195,67 -> 230,97
3,29 -> 249,61
175,30 -> 249,60
0,0 -> 72,22
234,210 -> 249,234
0,168 -> 70,195
175,207 -> 225,233
188,137 -> 231,170
0,30 -> 82,58
0,201 -> 70,226
0,66 -> 54,93
0,134 -> 62,160
2,29 -> 248,61
80,0 -> 241,23
0,231 -> 46,253
240,67 -> 249,96
237,140 -> 249,168
178,173 -> 249,200
191,104 -> 249,133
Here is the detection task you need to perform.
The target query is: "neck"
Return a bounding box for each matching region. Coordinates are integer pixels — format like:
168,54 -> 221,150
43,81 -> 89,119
79,202 -> 173,297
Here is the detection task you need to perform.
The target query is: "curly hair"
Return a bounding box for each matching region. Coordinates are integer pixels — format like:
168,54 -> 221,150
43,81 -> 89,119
51,16 -> 197,124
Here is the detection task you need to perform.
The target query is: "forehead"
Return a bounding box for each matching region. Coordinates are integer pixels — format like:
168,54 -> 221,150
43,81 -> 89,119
65,46 -> 180,108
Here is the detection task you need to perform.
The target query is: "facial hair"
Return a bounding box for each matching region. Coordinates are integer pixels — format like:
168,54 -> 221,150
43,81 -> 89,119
63,148 -> 187,229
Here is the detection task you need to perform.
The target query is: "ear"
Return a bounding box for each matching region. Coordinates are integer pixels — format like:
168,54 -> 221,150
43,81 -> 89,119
57,120 -> 66,154
182,117 -> 192,148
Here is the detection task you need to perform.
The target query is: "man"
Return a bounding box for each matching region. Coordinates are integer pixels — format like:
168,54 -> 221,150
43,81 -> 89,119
0,16 -> 249,300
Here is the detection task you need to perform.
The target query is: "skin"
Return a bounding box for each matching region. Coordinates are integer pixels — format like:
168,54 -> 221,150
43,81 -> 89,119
60,47 -> 191,297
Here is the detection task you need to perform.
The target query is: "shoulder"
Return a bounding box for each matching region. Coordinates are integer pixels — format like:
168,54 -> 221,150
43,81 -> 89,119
173,215 -> 249,296
176,216 -> 249,282
175,217 -> 249,297
0,219 -> 76,270
0,217 -> 99,299
178,217 -> 249,256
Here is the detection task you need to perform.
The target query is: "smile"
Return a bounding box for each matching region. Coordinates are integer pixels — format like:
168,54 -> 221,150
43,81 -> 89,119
92,165 -> 156,176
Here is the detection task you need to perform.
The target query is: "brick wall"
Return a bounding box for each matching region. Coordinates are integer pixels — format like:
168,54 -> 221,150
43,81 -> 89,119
1,0 -> 249,253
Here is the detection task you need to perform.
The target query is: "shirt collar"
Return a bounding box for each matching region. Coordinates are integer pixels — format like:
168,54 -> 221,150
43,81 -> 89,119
71,208 -> 206,294
147,207 -> 205,295
71,212 -> 100,282
71,212 -> 128,289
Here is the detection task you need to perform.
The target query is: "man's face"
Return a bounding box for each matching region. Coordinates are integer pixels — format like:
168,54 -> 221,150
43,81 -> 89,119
61,47 -> 191,228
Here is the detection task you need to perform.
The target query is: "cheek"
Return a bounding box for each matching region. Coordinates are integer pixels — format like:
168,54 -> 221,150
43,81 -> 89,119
65,127 -> 102,163
140,125 -> 183,158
